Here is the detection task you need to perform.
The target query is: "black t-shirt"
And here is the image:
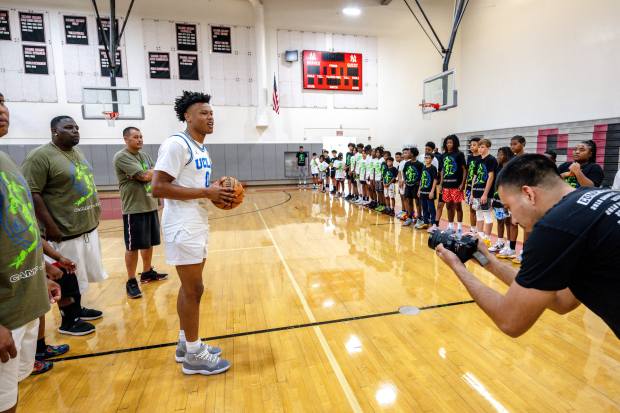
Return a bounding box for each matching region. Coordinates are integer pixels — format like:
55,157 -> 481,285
419,165 -> 438,195
403,160 -> 424,187
296,152 -> 307,166
466,154 -> 481,188
492,164 -> 504,207
324,156 -> 332,170
383,166 -> 398,185
345,152 -> 353,167
441,151 -> 466,189
558,161 -> 604,188
472,155 -> 498,198
516,188 -> 620,338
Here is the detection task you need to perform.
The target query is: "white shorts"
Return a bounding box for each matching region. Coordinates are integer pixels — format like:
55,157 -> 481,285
0,319 -> 38,411
163,227 -> 209,266
52,229 -> 108,294
399,184 -> 405,195
386,184 -> 396,199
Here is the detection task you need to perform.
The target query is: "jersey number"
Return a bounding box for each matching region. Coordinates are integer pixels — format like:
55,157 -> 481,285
205,171 -> 210,187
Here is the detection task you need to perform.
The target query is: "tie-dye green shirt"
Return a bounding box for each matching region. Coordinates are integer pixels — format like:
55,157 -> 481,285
0,151 -> 50,329
22,143 -> 100,237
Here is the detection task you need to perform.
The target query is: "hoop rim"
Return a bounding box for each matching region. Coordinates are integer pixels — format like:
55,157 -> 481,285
419,102 -> 441,111
102,111 -> 120,120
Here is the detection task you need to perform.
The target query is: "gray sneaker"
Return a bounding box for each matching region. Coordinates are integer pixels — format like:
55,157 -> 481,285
175,341 -> 222,363
182,344 -> 231,376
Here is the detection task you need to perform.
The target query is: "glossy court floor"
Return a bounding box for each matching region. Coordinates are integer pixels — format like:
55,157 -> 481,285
19,188 -> 619,412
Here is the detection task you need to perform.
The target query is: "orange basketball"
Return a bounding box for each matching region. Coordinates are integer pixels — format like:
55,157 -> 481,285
212,176 -> 245,210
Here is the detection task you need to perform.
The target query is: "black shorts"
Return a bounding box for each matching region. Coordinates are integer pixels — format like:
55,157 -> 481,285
123,210 -> 161,251
404,185 -> 419,199
330,170 -> 336,178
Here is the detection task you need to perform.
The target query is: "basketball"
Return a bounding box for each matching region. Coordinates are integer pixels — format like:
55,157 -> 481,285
212,176 -> 245,210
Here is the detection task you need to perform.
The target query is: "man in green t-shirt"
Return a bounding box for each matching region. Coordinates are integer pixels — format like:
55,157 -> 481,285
113,127 -> 167,299
22,116 -> 107,332
0,92 -> 60,412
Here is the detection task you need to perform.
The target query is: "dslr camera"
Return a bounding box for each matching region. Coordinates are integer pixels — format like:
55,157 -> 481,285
428,230 -> 489,265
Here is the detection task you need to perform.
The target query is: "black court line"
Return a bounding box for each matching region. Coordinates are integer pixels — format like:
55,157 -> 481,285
98,191 -> 293,234
50,299 -> 475,363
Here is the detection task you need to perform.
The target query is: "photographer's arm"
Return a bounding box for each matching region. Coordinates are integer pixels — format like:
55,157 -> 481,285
448,260 -> 555,337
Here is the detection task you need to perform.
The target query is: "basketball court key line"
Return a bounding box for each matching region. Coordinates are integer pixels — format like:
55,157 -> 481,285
255,203 -> 364,413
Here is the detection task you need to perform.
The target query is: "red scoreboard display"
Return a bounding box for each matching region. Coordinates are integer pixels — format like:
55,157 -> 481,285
302,50 -> 363,92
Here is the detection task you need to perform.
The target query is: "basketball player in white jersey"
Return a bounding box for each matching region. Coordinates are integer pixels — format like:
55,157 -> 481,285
152,91 -> 235,376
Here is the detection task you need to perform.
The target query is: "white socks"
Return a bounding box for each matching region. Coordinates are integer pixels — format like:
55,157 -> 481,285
457,223 -> 462,231
186,339 -> 202,354
447,223 -> 454,230
179,330 -> 186,342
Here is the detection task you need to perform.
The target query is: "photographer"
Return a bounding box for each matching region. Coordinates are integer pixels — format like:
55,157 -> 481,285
435,154 -> 619,338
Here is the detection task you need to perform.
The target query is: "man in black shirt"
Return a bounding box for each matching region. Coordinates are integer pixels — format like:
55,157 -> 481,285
557,140 -> 604,188
295,146 -> 308,188
436,154 -> 619,338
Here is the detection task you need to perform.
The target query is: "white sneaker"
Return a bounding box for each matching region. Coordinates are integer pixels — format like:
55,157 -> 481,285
489,242 -> 505,253
497,247 -> 516,259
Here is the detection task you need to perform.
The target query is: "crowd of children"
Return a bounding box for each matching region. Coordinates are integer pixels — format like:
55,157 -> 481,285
305,133 -> 608,265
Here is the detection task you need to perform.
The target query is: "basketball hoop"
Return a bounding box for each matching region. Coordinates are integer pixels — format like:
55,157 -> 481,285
419,102 -> 440,120
102,111 -> 120,127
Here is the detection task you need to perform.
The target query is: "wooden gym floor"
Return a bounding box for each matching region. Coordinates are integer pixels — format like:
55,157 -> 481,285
19,188 -> 619,412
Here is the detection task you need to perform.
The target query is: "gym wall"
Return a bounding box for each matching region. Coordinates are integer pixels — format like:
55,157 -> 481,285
453,0 -> 620,132
0,0 -> 456,154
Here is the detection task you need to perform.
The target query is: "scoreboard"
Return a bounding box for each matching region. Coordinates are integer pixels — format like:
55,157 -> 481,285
302,50 -> 363,92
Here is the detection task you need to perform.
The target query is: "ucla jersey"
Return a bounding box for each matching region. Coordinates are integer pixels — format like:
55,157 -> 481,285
155,132 -> 212,232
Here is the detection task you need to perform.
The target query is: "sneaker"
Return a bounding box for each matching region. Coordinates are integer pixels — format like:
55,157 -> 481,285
58,319 -> 95,336
427,224 -> 438,233
402,218 -> 413,226
376,205 -> 385,212
31,360 -> 53,376
140,268 -> 168,283
456,228 -> 463,238
182,344 -> 231,376
512,252 -> 523,264
489,242 -> 505,253
36,344 -> 70,361
126,278 -> 142,299
80,307 -> 103,320
414,221 -> 424,229
175,341 -> 222,362
482,237 -> 492,247
497,248 -> 516,259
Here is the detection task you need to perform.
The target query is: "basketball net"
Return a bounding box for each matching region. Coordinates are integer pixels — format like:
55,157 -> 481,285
419,103 -> 440,120
103,111 -> 120,127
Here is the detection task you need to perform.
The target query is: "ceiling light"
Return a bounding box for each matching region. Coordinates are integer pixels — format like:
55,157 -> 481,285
342,7 -> 362,17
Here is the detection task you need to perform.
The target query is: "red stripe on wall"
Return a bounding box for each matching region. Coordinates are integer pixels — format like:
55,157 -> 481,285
536,128 -> 559,153
592,124 -> 608,165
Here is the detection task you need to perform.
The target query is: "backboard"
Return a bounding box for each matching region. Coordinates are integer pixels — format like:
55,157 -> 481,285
81,86 -> 145,120
422,69 -> 457,113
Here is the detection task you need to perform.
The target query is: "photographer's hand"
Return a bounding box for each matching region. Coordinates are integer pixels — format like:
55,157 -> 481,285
435,244 -> 466,272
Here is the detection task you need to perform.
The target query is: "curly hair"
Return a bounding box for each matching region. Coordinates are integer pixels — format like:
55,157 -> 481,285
174,91 -> 212,122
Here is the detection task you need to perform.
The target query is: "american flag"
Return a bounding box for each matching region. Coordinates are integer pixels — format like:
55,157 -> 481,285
272,74 -> 280,114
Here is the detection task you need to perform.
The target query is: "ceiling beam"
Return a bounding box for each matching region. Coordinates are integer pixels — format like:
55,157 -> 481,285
380,0 -> 393,5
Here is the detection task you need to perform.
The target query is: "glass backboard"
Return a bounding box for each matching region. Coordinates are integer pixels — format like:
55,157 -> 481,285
422,69 -> 457,113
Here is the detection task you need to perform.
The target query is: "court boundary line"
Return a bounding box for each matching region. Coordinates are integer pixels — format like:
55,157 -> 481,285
255,203 -> 364,413
49,300 -> 474,363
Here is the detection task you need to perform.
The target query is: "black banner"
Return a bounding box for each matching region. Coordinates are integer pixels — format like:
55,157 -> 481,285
176,23 -> 197,52
211,26 -> 231,54
23,45 -> 48,74
148,52 -> 170,79
0,10 -> 10,41
19,12 -> 45,43
178,53 -> 199,80
64,15 -> 88,45
97,17 -> 119,46
99,49 -> 123,77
